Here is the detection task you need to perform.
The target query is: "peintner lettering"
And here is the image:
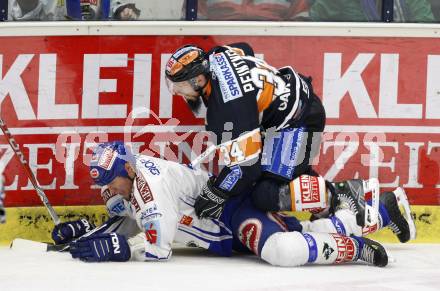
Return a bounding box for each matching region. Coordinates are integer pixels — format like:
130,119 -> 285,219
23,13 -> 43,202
225,49 -> 255,93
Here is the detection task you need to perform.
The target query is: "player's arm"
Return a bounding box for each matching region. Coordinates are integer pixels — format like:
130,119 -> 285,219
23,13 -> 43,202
128,174 -> 179,261
195,76 -> 262,219
224,42 -> 255,56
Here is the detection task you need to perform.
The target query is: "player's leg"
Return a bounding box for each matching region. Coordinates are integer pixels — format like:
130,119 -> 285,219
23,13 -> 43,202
302,187 -> 415,243
260,231 -> 388,267
254,93 -> 326,212
231,197 -> 388,267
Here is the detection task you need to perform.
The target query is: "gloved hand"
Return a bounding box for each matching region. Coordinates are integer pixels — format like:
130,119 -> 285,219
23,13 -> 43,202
194,177 -> 229,219
69,233 -> 131,262
52,219 -> 95,245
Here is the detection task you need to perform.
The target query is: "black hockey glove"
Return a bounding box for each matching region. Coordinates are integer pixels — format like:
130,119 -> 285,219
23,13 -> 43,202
52,219 -> 95,245
194,177 -> 230,220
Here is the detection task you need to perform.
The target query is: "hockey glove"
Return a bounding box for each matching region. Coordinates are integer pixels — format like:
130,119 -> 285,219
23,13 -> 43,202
69,233 -> 131,262
194,177 -> 229,219
52,219 -> 95,245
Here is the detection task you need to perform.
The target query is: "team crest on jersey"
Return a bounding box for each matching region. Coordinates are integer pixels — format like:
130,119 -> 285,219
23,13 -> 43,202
136,175 -> 154,204
238,219 -> 262,255
89,168 -> 99,179
98,148 -> 117,170
210,52 -> 243,103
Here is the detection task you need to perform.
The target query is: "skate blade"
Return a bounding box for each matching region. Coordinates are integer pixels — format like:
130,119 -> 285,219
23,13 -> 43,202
363,178 -> 380,227
393,187 -> 417,240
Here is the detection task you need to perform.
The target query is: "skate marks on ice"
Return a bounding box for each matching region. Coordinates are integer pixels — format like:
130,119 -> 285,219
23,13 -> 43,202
1,244 -> 440,291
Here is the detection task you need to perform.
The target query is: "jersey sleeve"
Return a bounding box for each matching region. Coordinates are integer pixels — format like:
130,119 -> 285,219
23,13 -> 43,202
206,44 -> 262,197
224,42 -> 255,56
127,173 -> 179,261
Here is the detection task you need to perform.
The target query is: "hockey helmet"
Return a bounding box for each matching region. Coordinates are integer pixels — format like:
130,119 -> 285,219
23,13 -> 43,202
89,141 -> 135,186
165,45 -> 208,83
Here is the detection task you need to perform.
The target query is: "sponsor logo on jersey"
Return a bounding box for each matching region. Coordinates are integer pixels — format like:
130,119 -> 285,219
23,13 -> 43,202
219,165 -> 242,191
89,168 -> 99,179
210,52 -> 243,103
238,218 -> 262,255
332,234 -> 356,263
300,175 -> 320,204
141,212 -> 163,225
136,175 -> 154,204
140,159 -> 160,175
98,148 -> 117,170
130,194 -> 141,213
109,198 -> 126,216
179,215 -> 193,226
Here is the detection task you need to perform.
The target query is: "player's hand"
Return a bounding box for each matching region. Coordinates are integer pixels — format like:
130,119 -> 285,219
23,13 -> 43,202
70,233 -> 131,262
51,219 -> 95,245
194,177 -> 229,219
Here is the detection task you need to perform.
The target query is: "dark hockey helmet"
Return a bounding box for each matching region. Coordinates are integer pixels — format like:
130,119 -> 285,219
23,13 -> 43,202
89,141 -> 135,186
165,45 -> 208,82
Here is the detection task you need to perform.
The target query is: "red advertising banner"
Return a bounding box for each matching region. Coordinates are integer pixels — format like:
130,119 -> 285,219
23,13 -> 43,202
0,35 -> 439,206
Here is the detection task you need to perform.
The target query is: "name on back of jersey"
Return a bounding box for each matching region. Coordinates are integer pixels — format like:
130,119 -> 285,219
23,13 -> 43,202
210,49 -> 255,103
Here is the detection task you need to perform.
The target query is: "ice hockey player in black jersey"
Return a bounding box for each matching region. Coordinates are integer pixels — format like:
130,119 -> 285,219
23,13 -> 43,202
165,43 -> 331,217
164,43 -> 416,246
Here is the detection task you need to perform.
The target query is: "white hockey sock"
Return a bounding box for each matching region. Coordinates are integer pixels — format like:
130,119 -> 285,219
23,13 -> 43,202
300,209 -> 362,236
260,231 -> 360,267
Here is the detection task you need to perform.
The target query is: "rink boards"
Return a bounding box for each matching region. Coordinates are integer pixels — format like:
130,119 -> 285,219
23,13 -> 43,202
0,22 -> 439,244
0,204 -> 438,245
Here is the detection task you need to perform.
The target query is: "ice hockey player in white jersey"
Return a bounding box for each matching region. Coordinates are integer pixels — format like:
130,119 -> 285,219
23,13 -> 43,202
52,141 -> 392,267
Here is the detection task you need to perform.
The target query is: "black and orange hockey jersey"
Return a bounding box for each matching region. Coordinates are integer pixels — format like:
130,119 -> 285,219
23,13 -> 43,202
204,43 -> 323,197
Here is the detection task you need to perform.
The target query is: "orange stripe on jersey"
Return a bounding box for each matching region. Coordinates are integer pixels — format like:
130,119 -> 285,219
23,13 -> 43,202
257,79 -> 275,112
217,129 -> 262,166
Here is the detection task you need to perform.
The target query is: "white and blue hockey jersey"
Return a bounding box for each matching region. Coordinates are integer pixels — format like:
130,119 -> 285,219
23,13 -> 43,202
100,155 -> 233,261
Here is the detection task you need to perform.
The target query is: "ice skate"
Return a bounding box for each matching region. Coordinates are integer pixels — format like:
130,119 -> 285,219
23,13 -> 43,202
330,178 -> 380,228
380,188 -> 416,243
355,237 -> 388,267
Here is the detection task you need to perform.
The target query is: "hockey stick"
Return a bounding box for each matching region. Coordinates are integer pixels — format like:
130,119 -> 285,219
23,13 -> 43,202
188,128 -> 261,169
188,144 -> 218,169
0,118 -> 60,225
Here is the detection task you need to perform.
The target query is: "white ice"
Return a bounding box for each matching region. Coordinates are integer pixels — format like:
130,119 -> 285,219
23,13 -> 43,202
1,244 -> 440,291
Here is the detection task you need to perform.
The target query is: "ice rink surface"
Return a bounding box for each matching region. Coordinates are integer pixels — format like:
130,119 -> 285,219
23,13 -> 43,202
1,243 -> 440,291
